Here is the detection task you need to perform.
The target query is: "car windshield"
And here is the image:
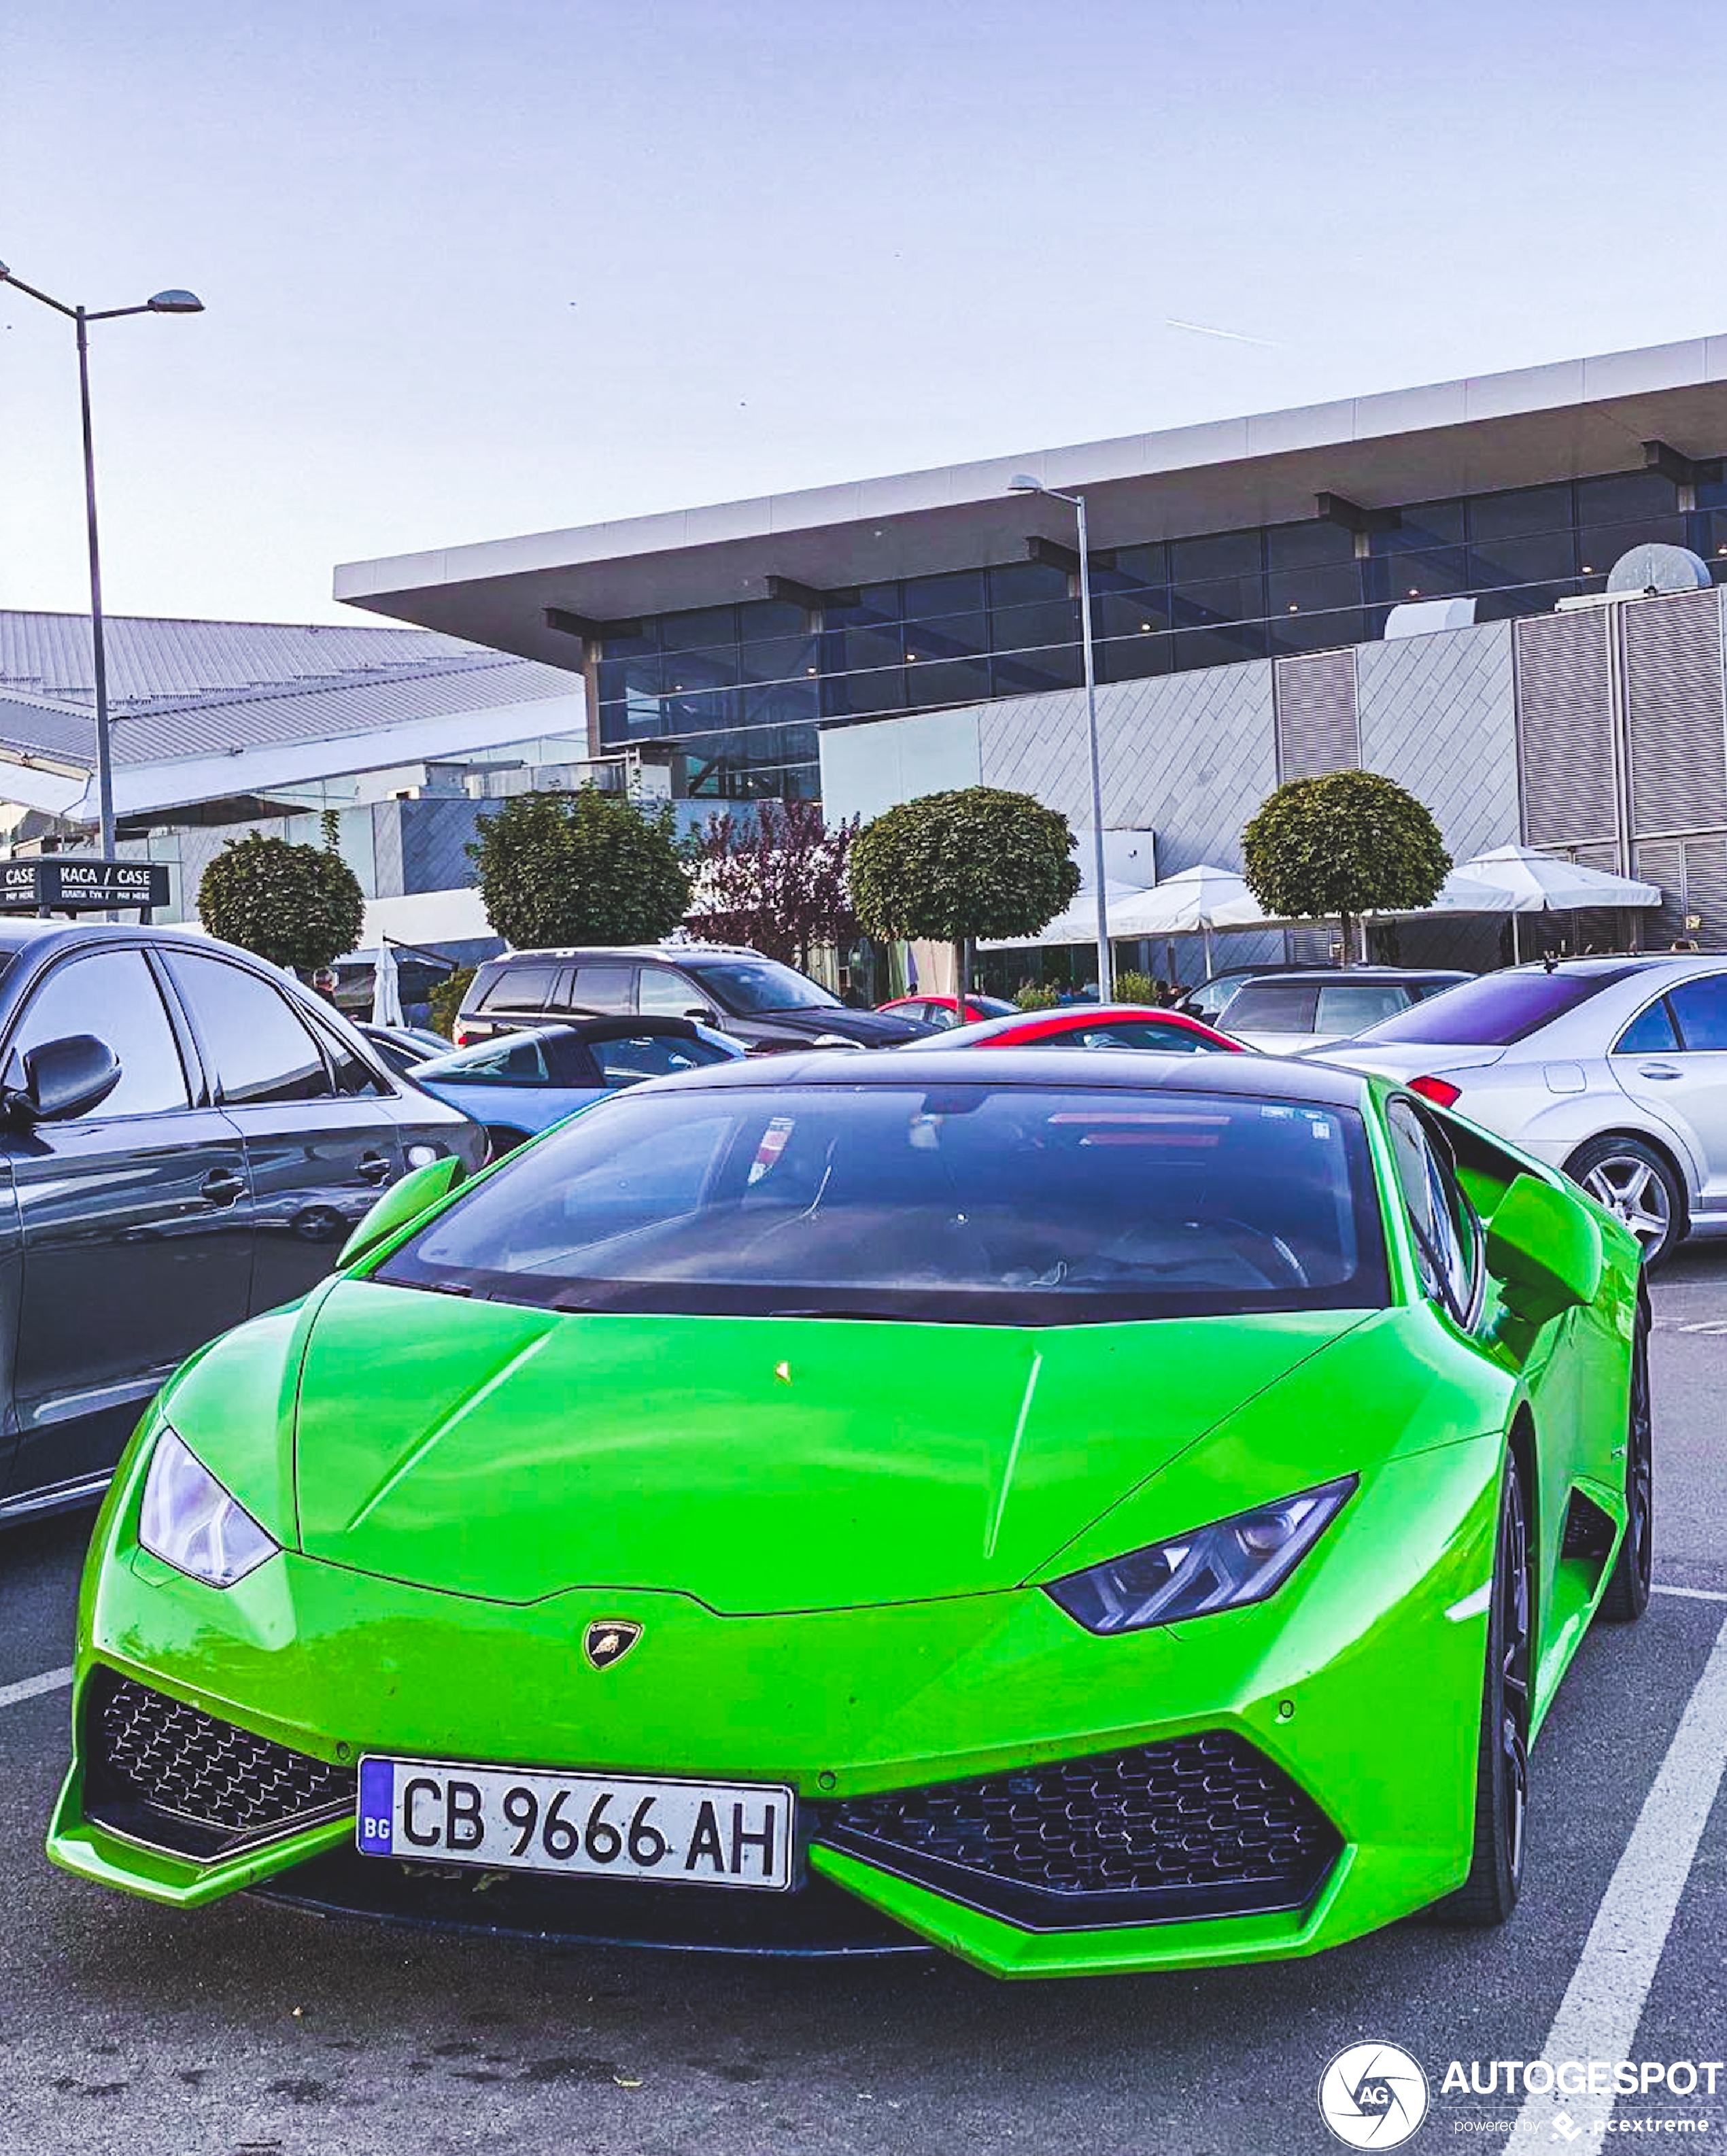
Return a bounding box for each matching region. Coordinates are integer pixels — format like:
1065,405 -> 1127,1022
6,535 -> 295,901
1350,966 -> 1641,1047
373,1082 -> 1387,1325
683,958 -> 840,1015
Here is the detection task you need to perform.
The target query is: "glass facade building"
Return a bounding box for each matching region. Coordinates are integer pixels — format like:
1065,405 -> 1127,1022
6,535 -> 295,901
596,460 -> 1727,802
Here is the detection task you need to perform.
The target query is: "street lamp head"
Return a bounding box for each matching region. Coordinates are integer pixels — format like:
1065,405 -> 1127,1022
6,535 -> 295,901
1007,473 -> 1046,496
146,288 -> 203,314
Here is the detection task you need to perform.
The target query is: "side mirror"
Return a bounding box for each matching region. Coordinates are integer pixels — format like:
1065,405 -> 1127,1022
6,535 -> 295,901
339,1153 -> 467,1269
1485,1172 -> 1603,1335
5,1035 -> 122,1125
684,1006 -> 718,1025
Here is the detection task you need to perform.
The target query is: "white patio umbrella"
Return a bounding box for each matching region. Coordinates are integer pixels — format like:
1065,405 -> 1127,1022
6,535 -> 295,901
370,937 -> 405,1029
1372,871 -> 1521,919
978,878 -> 1144,951
1451,846 -> 1662,959
1104,866 -> 1272,976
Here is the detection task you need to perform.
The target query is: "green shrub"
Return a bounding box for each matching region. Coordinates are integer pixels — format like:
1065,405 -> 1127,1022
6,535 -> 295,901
197,829 -> 364,974
1014,982 -> 1061,1012
428,966 -> 476,1039
1114,968 -> 1167,1008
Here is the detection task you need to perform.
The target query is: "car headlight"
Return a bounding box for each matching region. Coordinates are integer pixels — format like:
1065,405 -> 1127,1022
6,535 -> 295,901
138,1428 -> 279,1588
1045,1476 -> 1356,1634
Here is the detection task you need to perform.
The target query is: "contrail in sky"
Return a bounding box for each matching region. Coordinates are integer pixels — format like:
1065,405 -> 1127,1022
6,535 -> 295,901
1165,318 -> 1284,349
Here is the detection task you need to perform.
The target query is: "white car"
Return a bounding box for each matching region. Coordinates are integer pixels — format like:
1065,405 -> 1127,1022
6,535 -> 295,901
1220,968 -> 1471,1055
1322,954 -> 1727,1265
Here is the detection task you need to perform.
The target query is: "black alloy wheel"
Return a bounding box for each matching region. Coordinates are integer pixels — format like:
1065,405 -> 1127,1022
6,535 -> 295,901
1437,1455 -> 1531,1926
1601,1307 -> 1654,1623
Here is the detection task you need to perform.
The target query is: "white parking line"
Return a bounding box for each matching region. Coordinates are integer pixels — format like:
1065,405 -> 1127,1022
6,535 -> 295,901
1654,1582 -> 1727,1604
1504,1612 -> 1727,2155
0,1667 -> 71,1711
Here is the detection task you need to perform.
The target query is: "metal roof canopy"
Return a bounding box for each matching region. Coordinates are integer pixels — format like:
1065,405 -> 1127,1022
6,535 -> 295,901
335,337 -> 1727,666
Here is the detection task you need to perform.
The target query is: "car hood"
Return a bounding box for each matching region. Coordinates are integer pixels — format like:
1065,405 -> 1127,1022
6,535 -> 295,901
748,1006 -> 927,1046
291,1284 -> 1371,1609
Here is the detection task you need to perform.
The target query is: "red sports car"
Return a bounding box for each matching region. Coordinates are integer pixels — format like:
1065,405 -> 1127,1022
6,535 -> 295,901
876,993 -> 1018,1029
911,1004 -> 1246,1053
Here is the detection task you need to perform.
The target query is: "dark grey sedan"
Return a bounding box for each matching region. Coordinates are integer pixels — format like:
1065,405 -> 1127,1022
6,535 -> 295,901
0,922 -> 484,1520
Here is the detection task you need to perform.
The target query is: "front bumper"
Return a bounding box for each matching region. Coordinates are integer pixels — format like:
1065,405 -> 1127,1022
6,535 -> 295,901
50,1435 -> 1503,1977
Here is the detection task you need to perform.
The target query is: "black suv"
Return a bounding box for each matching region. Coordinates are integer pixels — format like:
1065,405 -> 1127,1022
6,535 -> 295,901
0,921 -> 484,1519
456,946 -> 933,1053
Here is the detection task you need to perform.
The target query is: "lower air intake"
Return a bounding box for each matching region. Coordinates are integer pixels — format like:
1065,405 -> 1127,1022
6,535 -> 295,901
821,1731 -> 1340,1930
84,1669 -> 356,1862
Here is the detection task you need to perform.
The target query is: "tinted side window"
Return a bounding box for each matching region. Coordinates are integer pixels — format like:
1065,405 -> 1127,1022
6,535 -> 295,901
638,967 -> 698,1016
164,955 -> 335,1106
1668,977 -> 1727,1053
309,1016 -> 390,1097
569,965 -> 636,1014
1227,982 -> 1319,1031
1615,997 -> 1680,1055
481,961 -> 565,1013
1386,1099 -> 1473,1318
7,950 -> 190,1118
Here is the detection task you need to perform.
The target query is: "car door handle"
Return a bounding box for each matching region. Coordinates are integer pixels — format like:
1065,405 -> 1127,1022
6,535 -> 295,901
357,1152 -> 393,1184
200,1169 -> 248,1205
1637,1063 -> 1684,1080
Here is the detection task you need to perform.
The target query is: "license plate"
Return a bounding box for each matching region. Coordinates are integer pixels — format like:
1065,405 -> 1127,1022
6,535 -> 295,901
356,1757 -> 796,1891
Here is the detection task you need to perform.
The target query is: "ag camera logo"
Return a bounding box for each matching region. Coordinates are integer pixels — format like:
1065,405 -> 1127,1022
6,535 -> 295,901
1318,2042 -> 1431,2148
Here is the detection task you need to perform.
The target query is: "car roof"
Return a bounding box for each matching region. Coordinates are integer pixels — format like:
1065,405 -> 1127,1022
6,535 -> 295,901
1233,967 -> 1470,985
481,943 -> 758,963
636,1043 -> 1372,1108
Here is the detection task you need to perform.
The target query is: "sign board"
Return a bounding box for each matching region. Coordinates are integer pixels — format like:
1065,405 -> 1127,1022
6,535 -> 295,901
0,859 -> 171,913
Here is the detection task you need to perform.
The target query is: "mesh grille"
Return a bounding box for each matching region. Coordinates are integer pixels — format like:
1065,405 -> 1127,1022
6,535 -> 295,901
1274,649 -> 1359,781
1623,589 -> 1727,837
1516,609 -> 1617,846
824,1733 -> 1339,1928
87,1671 -> 355,1858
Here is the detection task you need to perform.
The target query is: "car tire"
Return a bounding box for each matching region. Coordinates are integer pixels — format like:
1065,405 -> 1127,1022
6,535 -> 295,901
1435,1452 -> 1531,1928
1565,1136 -> 1683,1267
1598,1305 -> 1654,1624
482,1125 -> 530,1160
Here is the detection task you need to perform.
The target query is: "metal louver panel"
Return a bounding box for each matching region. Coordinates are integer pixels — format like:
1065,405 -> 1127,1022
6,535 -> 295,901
1273,651 -> 1358,782
1632,838 -> 1687,945
1677,835 -> 1727,949
1515,611 -> 1615,846
1622,590 -> 1727,837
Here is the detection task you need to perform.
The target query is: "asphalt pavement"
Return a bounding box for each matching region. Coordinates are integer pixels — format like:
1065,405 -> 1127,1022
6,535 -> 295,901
0,1254 -> 1723,2156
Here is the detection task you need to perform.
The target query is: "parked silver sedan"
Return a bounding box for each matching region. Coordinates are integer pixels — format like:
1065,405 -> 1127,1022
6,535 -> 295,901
1324,954 -> 1727,1264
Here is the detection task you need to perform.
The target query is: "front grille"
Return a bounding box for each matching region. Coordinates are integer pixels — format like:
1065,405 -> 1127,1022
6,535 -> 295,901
84,1669 -> 356,1862
821,1732 -> 1341,1931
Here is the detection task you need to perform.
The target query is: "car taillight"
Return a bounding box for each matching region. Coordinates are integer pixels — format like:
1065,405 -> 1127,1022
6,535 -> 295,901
1410,1075 -> 1461,1108
453,1026 -> 477,1048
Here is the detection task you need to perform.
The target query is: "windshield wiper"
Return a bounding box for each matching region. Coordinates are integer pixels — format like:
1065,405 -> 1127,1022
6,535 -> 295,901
766,1305 -> 898,1321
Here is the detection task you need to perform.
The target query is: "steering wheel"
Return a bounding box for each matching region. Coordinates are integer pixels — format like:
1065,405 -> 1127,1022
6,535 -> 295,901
1191,1214 -> 1310,1288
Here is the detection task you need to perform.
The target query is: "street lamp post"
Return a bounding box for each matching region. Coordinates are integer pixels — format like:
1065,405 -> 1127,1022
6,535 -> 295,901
0,263 -> 203,862
1008,475 -> 1112,1002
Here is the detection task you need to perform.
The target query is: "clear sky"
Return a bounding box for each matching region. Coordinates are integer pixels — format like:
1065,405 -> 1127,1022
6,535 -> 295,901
3,0 -> 1723,630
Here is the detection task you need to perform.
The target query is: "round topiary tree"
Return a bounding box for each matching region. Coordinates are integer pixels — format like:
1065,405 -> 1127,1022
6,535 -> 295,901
1242,770 -> 1451,964
468,787 -> 689,951
851,787 -> 1082,1007
196,827 -> 366,974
